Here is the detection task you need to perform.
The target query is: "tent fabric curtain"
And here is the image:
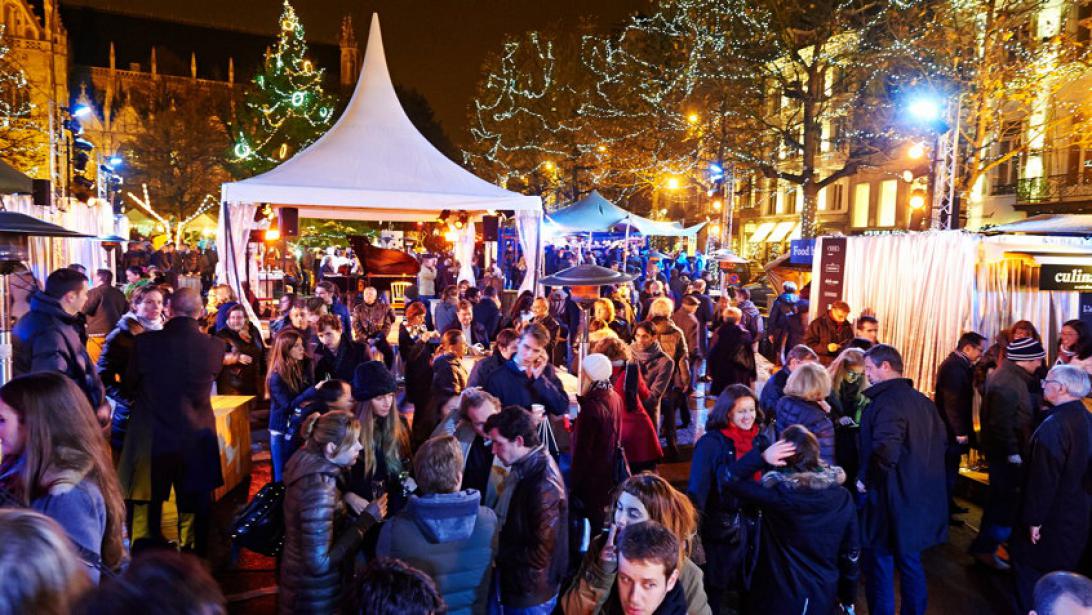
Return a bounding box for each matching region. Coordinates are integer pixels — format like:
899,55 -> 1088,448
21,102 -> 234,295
216,201 -> 261,325
516,209 -> 540,295
2,195 -> 112,283
455,221 -> 476,285
829,231 -> 978,395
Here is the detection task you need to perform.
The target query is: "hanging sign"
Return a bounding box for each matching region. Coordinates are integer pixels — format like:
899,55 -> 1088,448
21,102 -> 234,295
1080,293 -> 1092,330
1039,264 -> 1092,291
789,239 -> 815,265
816,237 -> 847,314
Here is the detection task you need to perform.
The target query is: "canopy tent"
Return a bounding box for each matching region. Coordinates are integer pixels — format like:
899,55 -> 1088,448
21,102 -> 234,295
218,14 -> 543,298
985,214 -> 1092,236
545,190 -> 705,237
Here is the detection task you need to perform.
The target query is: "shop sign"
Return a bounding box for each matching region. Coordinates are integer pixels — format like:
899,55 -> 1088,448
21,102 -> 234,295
789,239 -> 815,265
1040,264 -> 1092,291
1081,293 -> 1092,330
816,237 -> 847,314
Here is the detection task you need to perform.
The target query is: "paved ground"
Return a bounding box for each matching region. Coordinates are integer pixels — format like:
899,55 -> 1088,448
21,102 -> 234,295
209,388 -> 1019,614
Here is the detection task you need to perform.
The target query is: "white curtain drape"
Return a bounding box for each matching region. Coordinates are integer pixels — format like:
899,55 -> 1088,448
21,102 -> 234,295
516,209 -> 541,295
455,221 -> 476,286
831,231 -> 979,394
215,202 -> 261,325
1,195 -> 112,283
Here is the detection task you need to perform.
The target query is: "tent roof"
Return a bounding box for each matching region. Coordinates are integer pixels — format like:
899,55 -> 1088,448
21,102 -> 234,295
0,160 -> 32,195
985,214 -> 1092,236
220,14 -> 539,221
546,190 -> 704,236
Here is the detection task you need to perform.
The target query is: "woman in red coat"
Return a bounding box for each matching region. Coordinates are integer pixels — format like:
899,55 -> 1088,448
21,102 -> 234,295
571,353 -> 624,532
593,337 -> 663,474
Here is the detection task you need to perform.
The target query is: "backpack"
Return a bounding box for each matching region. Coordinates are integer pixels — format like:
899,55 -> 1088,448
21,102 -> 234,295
231,481 -> 287,556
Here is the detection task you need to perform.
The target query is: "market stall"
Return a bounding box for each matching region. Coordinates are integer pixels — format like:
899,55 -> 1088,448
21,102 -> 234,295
217,15 -> 543,308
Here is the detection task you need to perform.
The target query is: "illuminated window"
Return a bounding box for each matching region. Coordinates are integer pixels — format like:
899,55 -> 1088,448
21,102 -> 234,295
878,179 -> 898,227
852,183 -> 870,227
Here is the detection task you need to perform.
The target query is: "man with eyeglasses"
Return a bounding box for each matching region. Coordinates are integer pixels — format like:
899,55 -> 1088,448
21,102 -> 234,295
935,331 -> 987,526
1009,365 -> 1092,612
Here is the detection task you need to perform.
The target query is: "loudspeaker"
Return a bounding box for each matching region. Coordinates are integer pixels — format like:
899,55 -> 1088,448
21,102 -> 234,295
279,207 -> 299,237
32,179 -> 50,206
482,215 -> 499,241
248,230 -> 265,243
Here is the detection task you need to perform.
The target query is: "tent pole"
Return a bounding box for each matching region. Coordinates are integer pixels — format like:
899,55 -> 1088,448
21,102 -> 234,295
621,214 -> 631,273
533,213 -> 542,293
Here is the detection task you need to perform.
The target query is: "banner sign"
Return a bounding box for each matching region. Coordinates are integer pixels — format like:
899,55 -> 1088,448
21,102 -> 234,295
816,237 -> 847,314
789,239 -> 815,266
1039,264 -> 1092,291
1081,293 -> 1092,330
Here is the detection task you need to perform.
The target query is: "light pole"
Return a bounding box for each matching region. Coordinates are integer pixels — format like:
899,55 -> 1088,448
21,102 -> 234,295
905,91 -> 960,229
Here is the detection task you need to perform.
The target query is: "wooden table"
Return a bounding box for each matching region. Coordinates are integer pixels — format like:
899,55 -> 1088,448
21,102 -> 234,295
211,395 -> 255,501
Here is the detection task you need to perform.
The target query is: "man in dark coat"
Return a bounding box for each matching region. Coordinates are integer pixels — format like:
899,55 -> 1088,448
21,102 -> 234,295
1010,365 -> 1092,612
758,344 -> 818,415
485,406 -> 568,612
687,279 -> 715,360
471,286 -> 503,342
970,337 -> 1045,570
13,267 -> 106,416
934,331 -> 986,523
444,300 -> 490,348
858,344 -> 948,615
82,268 -> 129,363
314,314 -> 366,382
804,300 -> 854,366
767,282 -> 807,364
483,324 -> 569,418
126,288 -> 225,555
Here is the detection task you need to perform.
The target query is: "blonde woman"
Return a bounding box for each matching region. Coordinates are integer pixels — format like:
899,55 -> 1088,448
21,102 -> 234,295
828,348 -> 868,484
0,509 -> 91,614
773,362 -> 836,464
346,361 -> 411,514
279,411 -> 388,614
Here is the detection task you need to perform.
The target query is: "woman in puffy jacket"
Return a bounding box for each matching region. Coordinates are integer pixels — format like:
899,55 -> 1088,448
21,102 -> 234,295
773,362 -> 836,465
688,384 -> 769,614
279,410 -> 387,614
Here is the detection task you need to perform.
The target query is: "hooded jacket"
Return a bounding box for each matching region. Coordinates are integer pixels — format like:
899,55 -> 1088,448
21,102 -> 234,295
377,490 -> 499,615
723,450 -> 859,615
279,449 -> 376,615
13,291 -> 105,408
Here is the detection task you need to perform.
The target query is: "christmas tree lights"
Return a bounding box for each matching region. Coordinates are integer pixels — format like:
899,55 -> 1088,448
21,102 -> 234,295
0,25 -> 42,175
229,0 -> 336,176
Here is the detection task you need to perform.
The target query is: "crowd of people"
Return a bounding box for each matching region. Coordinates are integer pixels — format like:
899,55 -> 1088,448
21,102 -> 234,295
0,243 -> 1091,615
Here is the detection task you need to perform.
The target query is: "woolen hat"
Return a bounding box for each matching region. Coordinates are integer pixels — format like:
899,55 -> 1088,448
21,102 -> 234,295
582,353 -> 613,382
352,360 -> 397,401
1006,337 -> 1046,362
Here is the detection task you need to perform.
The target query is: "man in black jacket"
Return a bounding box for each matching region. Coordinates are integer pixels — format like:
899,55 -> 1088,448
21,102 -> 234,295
486,406 -> 568,613
483,324 -> 569,418
315,314 -> 366,382
1010,365 -> 1092,612
470,286 -> 502,342
13,267 -> 106,417
971,337 -> 1045,571
444,300 -> 490,348
859,344 -> 948,615
126,288 -> 225,555
82,269 -> 129,361
934,331 -> 986,523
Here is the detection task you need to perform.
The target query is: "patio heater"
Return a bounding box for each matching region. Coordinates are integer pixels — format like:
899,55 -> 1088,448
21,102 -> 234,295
539,264 -> 635,367
0,210 -> 90,385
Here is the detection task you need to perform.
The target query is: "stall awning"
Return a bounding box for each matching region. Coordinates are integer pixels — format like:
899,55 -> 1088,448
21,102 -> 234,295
749,221 -> 776,243
985,214 -> 1092,236
767,220 -> 797,243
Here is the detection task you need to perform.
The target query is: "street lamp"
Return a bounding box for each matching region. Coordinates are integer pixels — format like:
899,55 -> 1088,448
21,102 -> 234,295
686,112 -> 700,125
907,143 -> 925,160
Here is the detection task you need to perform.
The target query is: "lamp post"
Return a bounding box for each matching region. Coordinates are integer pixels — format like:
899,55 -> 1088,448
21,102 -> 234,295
538,264 -> 635,367
905,90 -> 960,229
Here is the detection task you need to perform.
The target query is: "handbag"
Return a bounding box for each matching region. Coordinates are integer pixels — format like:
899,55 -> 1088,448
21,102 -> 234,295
231,481 -> 287,556
740,509 -> 763,590
612,406 -> 631,486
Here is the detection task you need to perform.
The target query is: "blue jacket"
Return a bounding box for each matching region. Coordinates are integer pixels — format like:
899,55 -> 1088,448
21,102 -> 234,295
330,299 -> 352,338
759,368 -> 790,415
483,359 -> 569,417
13,292 -> 105,408
775,396 -> 836,465
268,371 -> 315,434
377,490 -> 498,615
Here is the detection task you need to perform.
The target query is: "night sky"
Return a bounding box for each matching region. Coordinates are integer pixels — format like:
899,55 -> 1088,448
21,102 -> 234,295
61,0 -> 650,147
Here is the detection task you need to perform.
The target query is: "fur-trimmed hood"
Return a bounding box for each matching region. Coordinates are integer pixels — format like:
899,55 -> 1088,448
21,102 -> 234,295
41,447 -> 93,496
760,465 -> 846,490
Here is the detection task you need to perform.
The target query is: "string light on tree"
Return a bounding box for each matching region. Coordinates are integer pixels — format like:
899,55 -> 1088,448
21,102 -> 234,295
229,0 -> 336,176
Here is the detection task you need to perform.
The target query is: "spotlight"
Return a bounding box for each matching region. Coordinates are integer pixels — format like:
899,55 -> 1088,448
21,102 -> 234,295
908,97 -> 941,122
264,228 -> 281,242
71,105 -> 92,118
909,189 -> 927,210
907,143 -> 925,159
109,155 -> 123,167
72,175 -> 94,190
73,137 -> 94,152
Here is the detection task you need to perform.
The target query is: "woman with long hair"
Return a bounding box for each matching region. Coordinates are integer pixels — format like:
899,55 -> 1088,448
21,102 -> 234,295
688,384 -> 769,614
217,304 -> 266,396
280,410 -> 388,614
346,361 -> 411,514
827,348 -> 867,485
722,426 -> 859,614
411,330 -> 467,450
592,337 -> 662,473
501,290 -> 534,332
0,372 -> 127,581
267,329 -> 314,481
560,472 -> 710,614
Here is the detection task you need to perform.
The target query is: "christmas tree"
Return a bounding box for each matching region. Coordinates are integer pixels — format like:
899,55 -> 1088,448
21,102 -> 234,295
229,0 -> 336,176
0,25 -> 41,175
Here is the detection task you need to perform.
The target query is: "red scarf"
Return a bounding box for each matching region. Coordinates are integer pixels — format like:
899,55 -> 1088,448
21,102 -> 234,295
721,422 -> 760,476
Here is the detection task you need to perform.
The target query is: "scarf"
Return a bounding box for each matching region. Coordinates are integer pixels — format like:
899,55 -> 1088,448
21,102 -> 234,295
630,341 -> 664,364
134,313 -> 164,331
721,422 -> 758,459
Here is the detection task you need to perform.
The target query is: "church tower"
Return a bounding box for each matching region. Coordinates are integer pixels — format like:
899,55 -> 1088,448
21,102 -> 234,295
338,15 -> 359,90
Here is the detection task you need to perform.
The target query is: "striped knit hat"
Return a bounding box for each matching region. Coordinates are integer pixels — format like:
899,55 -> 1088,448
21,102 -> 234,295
1006,337 -> 1046,361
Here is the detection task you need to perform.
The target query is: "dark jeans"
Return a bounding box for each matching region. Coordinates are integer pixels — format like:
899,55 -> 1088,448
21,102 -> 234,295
944,442 -> 966,512
864,546 -> 927,615
270,431 -> 289,483
970,453 -> 1021,555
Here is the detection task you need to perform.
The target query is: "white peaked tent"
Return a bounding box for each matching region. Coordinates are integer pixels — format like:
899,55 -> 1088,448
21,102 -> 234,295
217,14 -> 543,298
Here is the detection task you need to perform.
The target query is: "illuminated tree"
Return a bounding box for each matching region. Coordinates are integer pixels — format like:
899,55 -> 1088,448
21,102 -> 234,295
229,0 -> 336,177
0,26 -> 42,175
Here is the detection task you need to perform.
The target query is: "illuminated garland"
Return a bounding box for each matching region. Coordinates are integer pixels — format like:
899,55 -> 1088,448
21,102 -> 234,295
0,25 -> 42,175
229,0 -> 336,176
